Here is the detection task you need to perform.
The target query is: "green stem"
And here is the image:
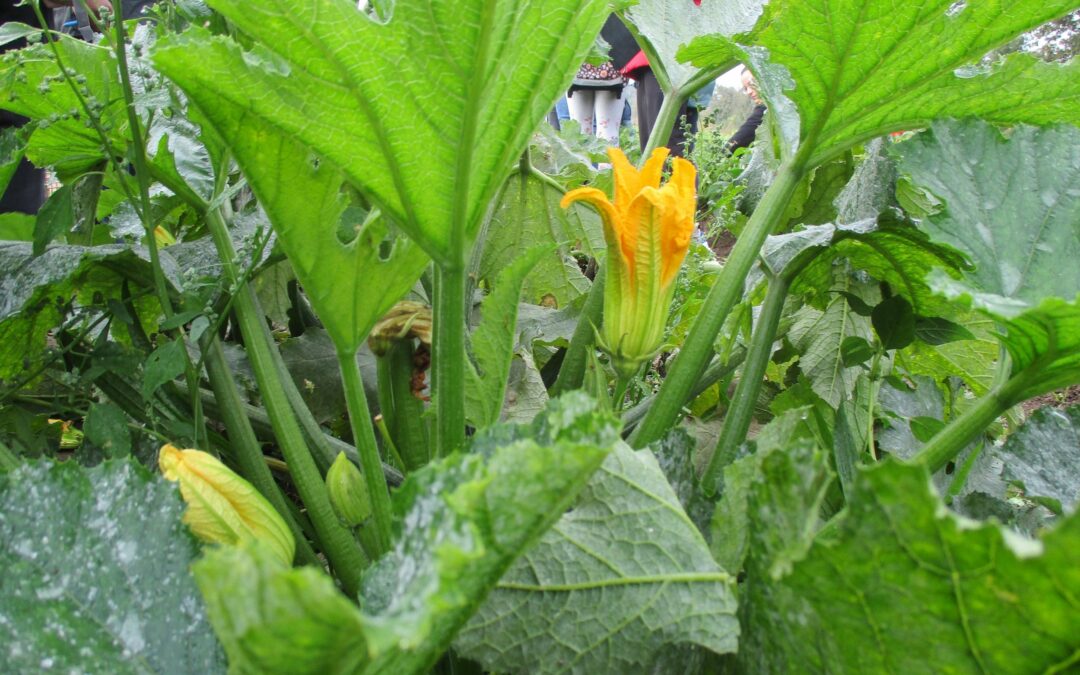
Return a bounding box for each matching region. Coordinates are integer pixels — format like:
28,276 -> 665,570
622,347 -> 746,432
946,440 -> 985,502
205,207 -> 367,595
433,263 -> 467,456
638,69 -> 719,161
376,341 -> 430,471
551,265 -> 606,397
203,337 -> 320,566
111,11 -> 207,449
336,349 -> 393,558
182,382 -> 405,487
631,162 -> 804,448
374,415 -> 407,472
865,351 -> 884,458
911,372 -> 1031,474
702,274 -> 790,495
611,372 -> 631,415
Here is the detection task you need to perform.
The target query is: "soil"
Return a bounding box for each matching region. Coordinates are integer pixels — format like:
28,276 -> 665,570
707,230 -> 737,260
1022,384 -> 1080,416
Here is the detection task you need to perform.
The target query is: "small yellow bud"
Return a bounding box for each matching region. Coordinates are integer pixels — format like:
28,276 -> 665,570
158,444 -> 295,565
153,225 -> 175,247
326,452 -> 371,528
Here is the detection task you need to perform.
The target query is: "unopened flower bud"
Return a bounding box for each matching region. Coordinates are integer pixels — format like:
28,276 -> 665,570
158,444 -> 295,565
326,452 -> 371,528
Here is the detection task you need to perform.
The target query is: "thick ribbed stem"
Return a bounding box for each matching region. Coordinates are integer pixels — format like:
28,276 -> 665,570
376,341 -> 430,470
337,349 -> 393,558
433,263 -> 467,456
631,163 -> 804,447
701,275 -> 789,495
912,373 -> 1031,474
203,338 -> 319,566
205,207 -> 367,595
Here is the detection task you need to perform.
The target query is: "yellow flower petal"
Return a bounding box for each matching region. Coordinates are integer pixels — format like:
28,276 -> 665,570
638,147 -> 670,192
561,146 -> 697,373
562,186 -> 633,268
159,444 -> 296,565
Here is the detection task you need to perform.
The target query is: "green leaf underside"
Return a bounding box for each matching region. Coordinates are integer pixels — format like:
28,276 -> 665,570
466,245 -> 549,429
623,0 -> 766,93
895,121 -> 1080,307
893,120 -> 1080,399
0,460 -> 224,673
479,170 -> 595,309
760,218 -> 966,317
195,394 -> 616,674
739,457 -> 1080,674
456,443 -> 738,674
1000,405 -> 1080,515
163,83 -> 428,350
689,0 -> 1080,163
993,297 -> 1080,402
152,0 -> 610,263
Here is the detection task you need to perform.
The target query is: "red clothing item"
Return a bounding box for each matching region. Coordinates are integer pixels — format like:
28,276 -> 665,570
622,51 -> 650,79
621,0 -> 702,79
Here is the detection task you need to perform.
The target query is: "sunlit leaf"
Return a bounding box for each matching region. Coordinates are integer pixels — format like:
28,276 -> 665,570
153,0 -> 610,264
681,0 -> 1080,163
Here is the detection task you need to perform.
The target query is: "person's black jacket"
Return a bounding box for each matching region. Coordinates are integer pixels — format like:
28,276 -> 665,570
726,104 -> 767,154
601,14 -> 638,71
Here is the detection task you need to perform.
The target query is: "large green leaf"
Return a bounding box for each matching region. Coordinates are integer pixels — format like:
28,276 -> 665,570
1000,405 -> 1080,515
896,120 -> 1080,399
146,59 -> 429,351
622,0 -> 766,94
0,459 -> 225,673
895,121 -> 1080,306
994,296 -> 1080,401
194,393 -> 615,674
682,1 -> 1080,164
466,246 -> 548,429
479,169 -> 595,309
153,0 -> 610,264
757,217 -> 967,316
0,36 -> 126,178
738,457 -> 1080,674
455,443 -> 739,674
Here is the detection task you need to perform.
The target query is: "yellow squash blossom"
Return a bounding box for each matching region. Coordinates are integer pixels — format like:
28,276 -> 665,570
159,444 -> 295,565
561,147 -> 697,375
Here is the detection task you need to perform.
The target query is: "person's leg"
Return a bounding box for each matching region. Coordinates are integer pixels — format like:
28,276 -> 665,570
566,90 -> 596,135
593,89 -> 623,144
636,68 -> 662,153
556,95 -> 570,123
670,106 -> 700,158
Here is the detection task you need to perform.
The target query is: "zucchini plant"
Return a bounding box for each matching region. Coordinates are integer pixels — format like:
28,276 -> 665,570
1,0 -> 1079,673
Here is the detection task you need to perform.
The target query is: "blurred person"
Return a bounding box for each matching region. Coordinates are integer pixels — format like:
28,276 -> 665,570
566,14 -> 637,142
725,66 -> 766,153
623,0 -> 711,157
